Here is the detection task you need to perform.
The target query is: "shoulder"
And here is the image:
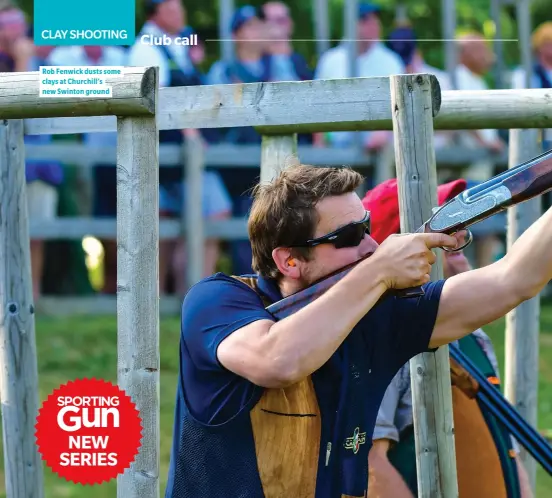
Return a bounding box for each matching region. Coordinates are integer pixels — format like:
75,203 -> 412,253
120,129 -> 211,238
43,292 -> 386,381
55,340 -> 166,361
181,273 -> 267,324
183,273 -> 261,305
206,60 -> 230,85
318,45 -> 346,65
375,44 -> 404,68
314,46 -> 346,79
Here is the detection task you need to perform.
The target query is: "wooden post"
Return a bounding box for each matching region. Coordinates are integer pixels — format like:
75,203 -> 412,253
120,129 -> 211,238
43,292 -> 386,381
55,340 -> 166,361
391,74 -> 459,498
0,119 -> 44,498
505,128 -> 541,491
260,134 -> 298,184
116,114 -> 160,497
183,136 -> 205,289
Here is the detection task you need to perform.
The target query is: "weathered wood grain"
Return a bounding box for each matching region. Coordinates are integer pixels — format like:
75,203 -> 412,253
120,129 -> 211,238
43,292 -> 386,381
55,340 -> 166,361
0,119 -> 44,498
505,128 -> 541,492
0,67 -> 156,119
183,135 -> 205,288
260,134 -> 298,184
391,74 -> 459,498
24,82 -> 552,135
116,113 -> 160,498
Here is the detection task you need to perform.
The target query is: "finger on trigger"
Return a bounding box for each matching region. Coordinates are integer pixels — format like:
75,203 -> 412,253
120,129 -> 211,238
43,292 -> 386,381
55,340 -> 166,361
423,232 -> 457,249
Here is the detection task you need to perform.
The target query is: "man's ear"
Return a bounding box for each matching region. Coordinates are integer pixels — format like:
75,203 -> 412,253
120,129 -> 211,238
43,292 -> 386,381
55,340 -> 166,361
272,247 -> 301,279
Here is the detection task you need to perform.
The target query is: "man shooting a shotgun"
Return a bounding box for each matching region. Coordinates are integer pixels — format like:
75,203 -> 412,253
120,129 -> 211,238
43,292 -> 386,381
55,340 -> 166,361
165,163 -> 552,498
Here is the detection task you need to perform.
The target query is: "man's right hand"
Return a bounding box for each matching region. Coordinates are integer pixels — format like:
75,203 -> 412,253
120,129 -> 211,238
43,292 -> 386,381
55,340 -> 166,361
370,233 -> 458,289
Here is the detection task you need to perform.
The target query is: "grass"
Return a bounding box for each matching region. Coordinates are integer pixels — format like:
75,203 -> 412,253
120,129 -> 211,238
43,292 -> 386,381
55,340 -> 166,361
0,304 -> 551,497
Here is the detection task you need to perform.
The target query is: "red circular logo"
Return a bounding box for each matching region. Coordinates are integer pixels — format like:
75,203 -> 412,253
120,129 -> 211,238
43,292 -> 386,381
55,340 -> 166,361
35,378 -> 142,485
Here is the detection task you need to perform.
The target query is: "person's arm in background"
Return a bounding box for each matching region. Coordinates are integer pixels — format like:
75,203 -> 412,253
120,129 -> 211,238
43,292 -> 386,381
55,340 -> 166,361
368,370 -> 414,498
516,457 -> 534,498
369,440 -> 414,498
12,35 -> 35,72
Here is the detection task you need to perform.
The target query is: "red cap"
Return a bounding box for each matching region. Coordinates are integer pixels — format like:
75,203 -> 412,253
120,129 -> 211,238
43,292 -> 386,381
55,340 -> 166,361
362,178 -> 467,244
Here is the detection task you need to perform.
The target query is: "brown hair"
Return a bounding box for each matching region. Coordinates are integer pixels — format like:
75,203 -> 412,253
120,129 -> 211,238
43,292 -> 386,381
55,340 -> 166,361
248,163 -> 364,279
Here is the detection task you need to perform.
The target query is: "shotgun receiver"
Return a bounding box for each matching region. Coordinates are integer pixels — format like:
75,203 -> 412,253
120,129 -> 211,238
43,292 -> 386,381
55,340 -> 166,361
397,147 -> 552,298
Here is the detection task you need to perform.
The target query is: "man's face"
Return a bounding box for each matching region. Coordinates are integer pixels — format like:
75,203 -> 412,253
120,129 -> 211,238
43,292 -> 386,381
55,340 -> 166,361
157,0 -> 185,35
263,2 -> 293,39
463,38 -> 495,74
538,41 -> 552,65
299,193 -> 378,286
0,8 -> 27,46
357,13 -> 380,43
234,17 -> 263,44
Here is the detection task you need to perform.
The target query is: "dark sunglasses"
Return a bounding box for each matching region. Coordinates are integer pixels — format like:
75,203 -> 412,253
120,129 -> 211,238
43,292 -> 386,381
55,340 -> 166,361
290,211 -> 371,249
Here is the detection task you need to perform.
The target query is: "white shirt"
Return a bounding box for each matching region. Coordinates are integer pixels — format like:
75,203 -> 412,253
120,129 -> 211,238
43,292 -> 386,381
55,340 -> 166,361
47,45 -> 126,68
454,64 -> 498,144
126,21 -> 193,88
314,41 -> 404,80
511,65 -> 552,142
314,42 -> 405,147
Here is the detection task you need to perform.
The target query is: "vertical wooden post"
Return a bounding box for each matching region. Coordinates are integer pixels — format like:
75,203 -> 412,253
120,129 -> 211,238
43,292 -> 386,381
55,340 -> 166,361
183,136 -> 205,289
0,119 -> 44,498
260,134 -> 298,183
505,128 -> 541,492
116,113 -> 160,498
391,74 -> 459,498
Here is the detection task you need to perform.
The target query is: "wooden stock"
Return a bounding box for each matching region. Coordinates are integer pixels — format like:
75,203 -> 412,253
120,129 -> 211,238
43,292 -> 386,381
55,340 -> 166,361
266,252 -> 424,320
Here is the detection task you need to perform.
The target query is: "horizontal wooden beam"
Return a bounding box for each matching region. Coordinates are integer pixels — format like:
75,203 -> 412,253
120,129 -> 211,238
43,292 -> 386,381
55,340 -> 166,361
24,142 -> 507,168
35,295 -> 181,316
23,82 -> 552,135
0,67 -> 156,119
28,217 -> 248,240
435,88 -> 552,130
25,76 -> 438,134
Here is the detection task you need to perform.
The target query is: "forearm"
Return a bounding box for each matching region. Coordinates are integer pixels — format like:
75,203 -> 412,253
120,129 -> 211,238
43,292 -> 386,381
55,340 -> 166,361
368,452 -> 414,498
266,258 -> 387,382
503,204 -> 552,298
516,457 -> 533,498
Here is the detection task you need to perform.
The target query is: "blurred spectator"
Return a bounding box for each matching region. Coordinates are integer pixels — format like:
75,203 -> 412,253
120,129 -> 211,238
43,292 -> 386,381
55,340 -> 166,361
387,23 -> 453,150
24,134 -> 64,299
455,32 -> 506,268
0,6 -> 64,298
127,0 -> 231,294
261,2 -> 313,84
47,44 -> 126,294
314,3 -> 404,153
0,5 -> 33,71
206,5 -> 270,275
261,1 -> 313,146
511,22 -> 552,150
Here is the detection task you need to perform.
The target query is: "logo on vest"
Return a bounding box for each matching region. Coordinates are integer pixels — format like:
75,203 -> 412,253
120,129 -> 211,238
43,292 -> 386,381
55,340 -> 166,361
344,427 -> 366,454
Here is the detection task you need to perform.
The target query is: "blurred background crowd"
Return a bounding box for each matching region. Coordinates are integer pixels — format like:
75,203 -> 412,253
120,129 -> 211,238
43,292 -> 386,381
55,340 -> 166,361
1,0 -> 552,301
